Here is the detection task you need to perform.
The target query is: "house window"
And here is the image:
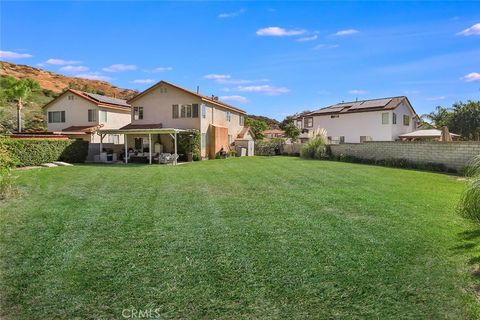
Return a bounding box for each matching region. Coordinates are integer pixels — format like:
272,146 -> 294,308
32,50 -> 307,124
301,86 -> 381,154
305,117 -> 313,127
186,105 -> 192,118
339,136 -> 345,144
48,111 -> 65,123
201,133 -> 207,149
239,115 -> 244,126
392,112 -> 397,124
331,115 -> 339,118
403,115 -> 410,126
201,104 -> 206,119
108,134 -> 120,144
99,110 -> 107,122
159,87 -> 167,93
88,109 -> 97,122
68,95 -> 74,100
382,112 -> 389,124
172,105 -> 179,119
134,107 -> 144,120
192,104 -> 199,118
226,111 -> 232,122
228,134 -> 233,145
296,120 -> 302,128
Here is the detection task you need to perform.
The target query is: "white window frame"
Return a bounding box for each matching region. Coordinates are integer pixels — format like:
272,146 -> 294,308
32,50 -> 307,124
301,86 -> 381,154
99,110 -> 108,122
48,111 -> 65,123
305,117 -> 313,127
239,115 -> 244,126
382,112 -> 389,125
403,115 -> 410,126
134,106 -> 143,120
88,109 -> 97,122
201,104 -> 207,119
392,112 -> 397,125
226,111 -> 232,122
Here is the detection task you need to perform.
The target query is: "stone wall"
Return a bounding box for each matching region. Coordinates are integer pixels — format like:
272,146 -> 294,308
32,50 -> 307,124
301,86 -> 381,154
329,141 -> 480,172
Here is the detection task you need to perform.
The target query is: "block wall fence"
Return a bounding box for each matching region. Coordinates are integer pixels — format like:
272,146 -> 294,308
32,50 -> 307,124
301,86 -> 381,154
329,141 -> 480,172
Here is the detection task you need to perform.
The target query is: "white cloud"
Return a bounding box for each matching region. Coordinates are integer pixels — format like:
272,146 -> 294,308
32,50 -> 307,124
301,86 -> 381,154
102,64 -> 137,72
348,89 -> 367,95
218,8 -> 246,18
426,96 -> 446,101
462,72 -> 480,82
457,23 -> 480,36
0,50 -> 33,59
237,85 -> 290,96
256,27 -> 306,37
46,58 -> 81,65
148,66 -> 173,73
59,65 -> 89,73
204,74 -> 231,80
219,95 -> 249,103
204,74 -> 268,85
334,29 -> 359,36
75,72 -> 112,81
314,44 -> 339,50
131,79 -> 156,84
296,35 -> 318,42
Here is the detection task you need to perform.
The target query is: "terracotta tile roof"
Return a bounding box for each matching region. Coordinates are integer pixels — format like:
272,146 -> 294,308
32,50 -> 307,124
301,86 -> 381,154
263,129 -> 285,134
128,80 -> 246,114
62,124 -> 103,133
43,89 -> 131,112
119,123 -> 163,130
237,126 -> 255,139
293,96 -> 418,118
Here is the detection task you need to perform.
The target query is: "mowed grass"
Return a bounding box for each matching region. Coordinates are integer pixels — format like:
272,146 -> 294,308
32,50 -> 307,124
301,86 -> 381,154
1,157 -> 479,319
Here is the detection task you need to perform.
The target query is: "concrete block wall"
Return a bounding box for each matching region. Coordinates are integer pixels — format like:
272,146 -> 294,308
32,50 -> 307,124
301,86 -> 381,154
329,141 -> 480,171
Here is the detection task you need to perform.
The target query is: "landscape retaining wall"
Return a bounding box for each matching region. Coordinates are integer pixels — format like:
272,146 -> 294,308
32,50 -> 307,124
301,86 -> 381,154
329,141 -> 480,172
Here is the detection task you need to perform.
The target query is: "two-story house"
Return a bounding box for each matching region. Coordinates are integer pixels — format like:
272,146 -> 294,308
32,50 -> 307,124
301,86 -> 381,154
293,96 -> 418,143
43,89 -> 131,144
99,80 -> 254,163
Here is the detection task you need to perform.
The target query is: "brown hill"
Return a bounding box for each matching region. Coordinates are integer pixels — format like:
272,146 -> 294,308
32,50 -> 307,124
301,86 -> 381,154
0,61 -> 137,100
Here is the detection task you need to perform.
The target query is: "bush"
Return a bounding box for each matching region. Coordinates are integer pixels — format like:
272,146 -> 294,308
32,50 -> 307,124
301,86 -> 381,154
332,154 -> 450,173
458,156 -> 480,223
1,138 -> 89,166
300,136 -> 328,159
0,140 -> 19,200
255,140 -> 282,156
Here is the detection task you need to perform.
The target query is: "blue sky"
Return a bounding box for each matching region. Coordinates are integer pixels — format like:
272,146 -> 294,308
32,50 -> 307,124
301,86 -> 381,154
1,1 -> 479,120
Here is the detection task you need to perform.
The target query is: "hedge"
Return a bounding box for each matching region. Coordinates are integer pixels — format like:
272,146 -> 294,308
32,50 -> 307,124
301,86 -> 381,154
1,138 -> 89,167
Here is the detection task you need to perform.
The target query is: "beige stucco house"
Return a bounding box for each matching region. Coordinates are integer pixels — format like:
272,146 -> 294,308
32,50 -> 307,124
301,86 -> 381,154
99,80 -> 254,163
293,96 -> 418,143
43,89 -> 131,144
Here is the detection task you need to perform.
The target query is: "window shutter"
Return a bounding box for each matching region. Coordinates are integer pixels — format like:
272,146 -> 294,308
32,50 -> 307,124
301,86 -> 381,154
61,111 -> 66,122
192,104 -> 199,118
172,105 -> 178,118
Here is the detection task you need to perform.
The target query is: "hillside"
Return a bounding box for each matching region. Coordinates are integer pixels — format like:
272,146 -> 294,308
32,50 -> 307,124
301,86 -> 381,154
0,61 -> 137,100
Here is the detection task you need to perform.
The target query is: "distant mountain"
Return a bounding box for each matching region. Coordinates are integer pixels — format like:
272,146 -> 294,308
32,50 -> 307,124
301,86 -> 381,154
0,61 -> 137,100
247,114 -> 281,129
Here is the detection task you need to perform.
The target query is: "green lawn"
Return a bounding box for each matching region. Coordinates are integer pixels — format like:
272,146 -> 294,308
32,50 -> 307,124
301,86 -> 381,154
1,157 -> 479,319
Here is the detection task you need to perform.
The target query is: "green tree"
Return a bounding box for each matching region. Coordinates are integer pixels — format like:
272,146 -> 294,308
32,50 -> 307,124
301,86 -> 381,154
283,122 -> 301,141
2,78 -> 40,132
421,106 -> 452,128
449,101 -> 480,141
245,118 -> 268,140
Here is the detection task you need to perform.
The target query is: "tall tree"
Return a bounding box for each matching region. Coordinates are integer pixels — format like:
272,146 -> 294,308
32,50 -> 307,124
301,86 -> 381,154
421,106 -> 452,128
6,78 -> 40,132
245,118 -> 268,140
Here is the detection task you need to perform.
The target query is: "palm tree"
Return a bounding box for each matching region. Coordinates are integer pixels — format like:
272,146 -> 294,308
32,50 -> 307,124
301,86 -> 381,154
8,79 -> 40,132
421,106 -> 451,128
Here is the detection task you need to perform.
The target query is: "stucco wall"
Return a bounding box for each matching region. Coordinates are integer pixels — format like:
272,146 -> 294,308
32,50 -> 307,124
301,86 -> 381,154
45,92 -> 98,132
329,141 -> 480,171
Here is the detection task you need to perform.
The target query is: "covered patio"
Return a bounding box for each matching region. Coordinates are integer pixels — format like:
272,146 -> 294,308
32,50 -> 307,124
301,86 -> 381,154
98,124 -> 196,165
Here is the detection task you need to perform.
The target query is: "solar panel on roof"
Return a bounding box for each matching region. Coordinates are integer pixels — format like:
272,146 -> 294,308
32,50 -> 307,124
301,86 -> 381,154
85,92 -> 130,107
348,98 -> 392,110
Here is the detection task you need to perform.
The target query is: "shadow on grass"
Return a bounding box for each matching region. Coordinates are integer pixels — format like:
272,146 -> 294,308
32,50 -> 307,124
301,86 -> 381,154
452,227 -> 480,294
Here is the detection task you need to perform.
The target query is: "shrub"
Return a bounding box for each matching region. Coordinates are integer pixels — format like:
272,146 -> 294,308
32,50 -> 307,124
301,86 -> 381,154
300,136 -> 328,159
1,138 -> 89,166
255,140 -> 284,156
0,140 -> 19,200
332,154 -> 451,173
458,156 -> 480,223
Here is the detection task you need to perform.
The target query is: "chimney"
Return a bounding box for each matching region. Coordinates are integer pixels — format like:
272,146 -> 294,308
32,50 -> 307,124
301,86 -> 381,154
196,86 -> 199,94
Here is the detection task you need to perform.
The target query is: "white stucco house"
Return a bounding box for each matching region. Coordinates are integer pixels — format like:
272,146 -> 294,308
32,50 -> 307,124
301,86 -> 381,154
43,89 -> 131,144
292,96 -> 419,143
